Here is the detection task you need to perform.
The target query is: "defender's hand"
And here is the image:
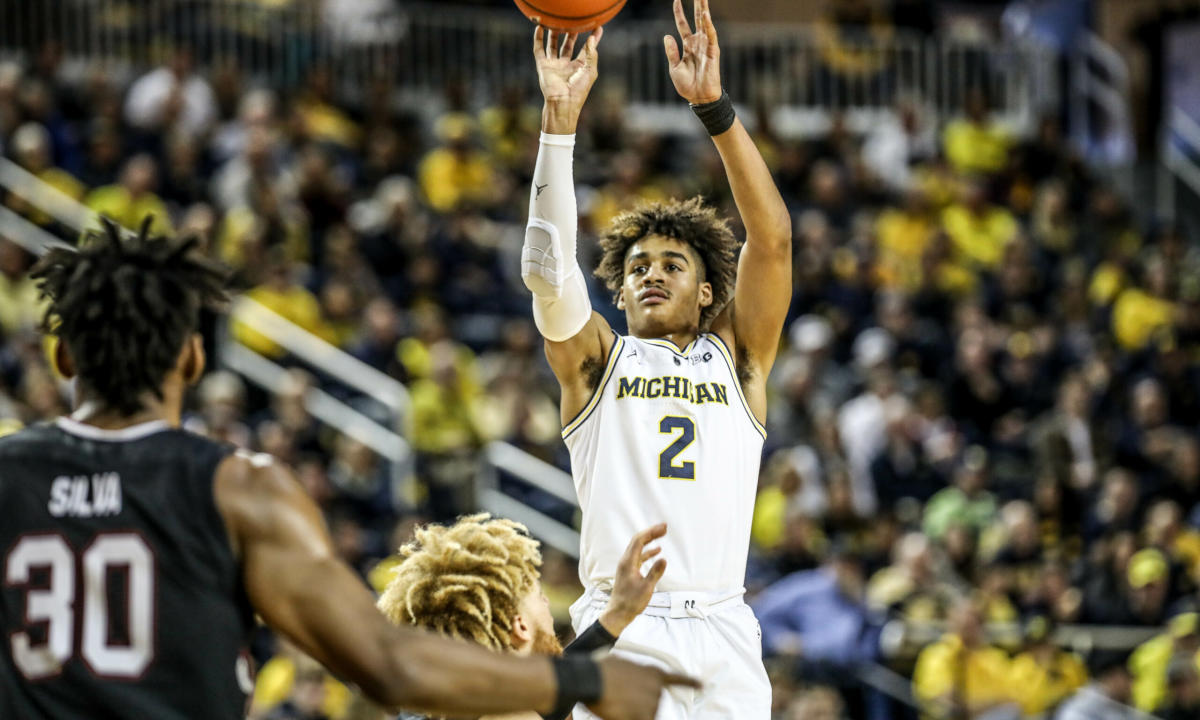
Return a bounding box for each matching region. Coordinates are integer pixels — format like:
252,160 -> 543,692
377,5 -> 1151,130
663,0 -> 722,105
533,23 -> 603,133
586,657 -> 700,720
599,523 -> 668,636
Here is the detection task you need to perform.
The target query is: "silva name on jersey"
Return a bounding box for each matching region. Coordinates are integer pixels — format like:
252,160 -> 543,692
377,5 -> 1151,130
47,472 -> 123,517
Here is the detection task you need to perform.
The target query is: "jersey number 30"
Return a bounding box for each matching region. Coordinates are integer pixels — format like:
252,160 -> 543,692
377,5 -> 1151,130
659,416 -> 696,480
5,532 -> 154,680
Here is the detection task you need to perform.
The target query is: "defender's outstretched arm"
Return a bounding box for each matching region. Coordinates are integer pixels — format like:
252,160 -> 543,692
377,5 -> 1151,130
665,0 -> 791,413
213,454 -> 697,719
523,25 -> 616,424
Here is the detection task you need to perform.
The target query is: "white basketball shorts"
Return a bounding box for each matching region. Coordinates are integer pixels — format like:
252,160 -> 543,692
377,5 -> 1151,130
569,586 -> 771,719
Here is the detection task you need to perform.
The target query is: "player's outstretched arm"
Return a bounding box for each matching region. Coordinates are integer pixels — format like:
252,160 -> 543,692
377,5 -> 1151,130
544,525 -> 668,720
598,522 -> 668,636
524,24 -> 615,424
214,454 -> 695,719
664,0 -> 791,411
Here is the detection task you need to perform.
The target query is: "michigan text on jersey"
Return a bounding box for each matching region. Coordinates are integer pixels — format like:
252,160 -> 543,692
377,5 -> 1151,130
616,376 -> 730,405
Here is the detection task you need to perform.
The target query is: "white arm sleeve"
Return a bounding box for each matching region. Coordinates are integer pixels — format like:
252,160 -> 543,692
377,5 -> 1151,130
522,132 -> 593,342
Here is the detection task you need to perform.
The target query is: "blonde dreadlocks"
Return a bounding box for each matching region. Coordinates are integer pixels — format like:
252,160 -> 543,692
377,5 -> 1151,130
376,514 -> 543,651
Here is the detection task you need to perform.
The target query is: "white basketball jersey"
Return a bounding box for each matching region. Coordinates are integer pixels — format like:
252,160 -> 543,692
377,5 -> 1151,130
563,333 -> 766,593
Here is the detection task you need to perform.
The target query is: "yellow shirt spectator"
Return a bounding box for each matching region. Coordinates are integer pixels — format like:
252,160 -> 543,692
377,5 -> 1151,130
296,99 -> 360,148
1088,261 -> 1127,306
39,167 -> 85,203
813,15 -> 894,77
407,378 -> 482,455
875,207 -> 935,290
942,203 -> 1017,270
404,338 -> 484,454
866,567 -> 945,623
251,654 -> 351,719
418,115 -> 497,213
217,205 -> 309,271
368,554 -> 402,595
0,269 -> 44,336
914,634 -> 1013,719
913,163 -> 958,210
396,337 -> 480,384
1111,287 -> 1174,351
943,119 -> 1011,175
589,184 -> 668,232
751,485 -> 788,550
7,122 -> 87,226
231,282 -> 334,358
1172,529 -> 1200,583
1008,648 -> 1088,715
1130,614 -> 1200,712
417,146 -> 496,213
85,185 -> 172,236
8,167 -> 87,228
479,104 -> 540,169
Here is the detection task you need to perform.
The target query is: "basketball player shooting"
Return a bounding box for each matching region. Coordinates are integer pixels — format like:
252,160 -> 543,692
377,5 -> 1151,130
523,0 -> 791,716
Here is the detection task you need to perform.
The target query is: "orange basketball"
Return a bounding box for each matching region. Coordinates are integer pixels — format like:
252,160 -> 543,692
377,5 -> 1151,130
513,0 -> 627,33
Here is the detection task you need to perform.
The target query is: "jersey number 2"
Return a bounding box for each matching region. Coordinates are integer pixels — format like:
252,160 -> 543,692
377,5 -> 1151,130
659,416 -> 696,480
4,532 -> 155,680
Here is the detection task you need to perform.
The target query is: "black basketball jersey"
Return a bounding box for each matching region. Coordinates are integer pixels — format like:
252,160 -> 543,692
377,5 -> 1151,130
0,418 -> 255,720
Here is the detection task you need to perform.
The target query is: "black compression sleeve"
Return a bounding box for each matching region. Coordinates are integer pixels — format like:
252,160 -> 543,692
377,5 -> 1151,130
544,655 -> 603,720
538,622 -> 617,720
564,621 -> 618,654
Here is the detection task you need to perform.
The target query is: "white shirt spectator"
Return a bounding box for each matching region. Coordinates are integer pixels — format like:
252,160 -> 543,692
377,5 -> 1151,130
861,104 -> 936,193
838,383 -> 909,518
209,89 -> 276,165
125,67 -> 217,140
790,445 -> 829,518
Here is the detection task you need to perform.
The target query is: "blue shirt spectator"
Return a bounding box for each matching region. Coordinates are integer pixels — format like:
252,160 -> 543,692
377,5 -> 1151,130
753,556 -> 882,666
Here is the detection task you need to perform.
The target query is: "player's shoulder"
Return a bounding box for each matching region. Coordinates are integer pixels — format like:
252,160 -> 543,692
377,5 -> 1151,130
217,448 -> 283,479
0,421 -> 62,456
214,449 -> 299,502
123,424 -> 241,470
159,425 -> 239,453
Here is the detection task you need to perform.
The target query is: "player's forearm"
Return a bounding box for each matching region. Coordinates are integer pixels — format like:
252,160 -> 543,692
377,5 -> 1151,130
711,118 -> 791,252
374,630 -> 557,714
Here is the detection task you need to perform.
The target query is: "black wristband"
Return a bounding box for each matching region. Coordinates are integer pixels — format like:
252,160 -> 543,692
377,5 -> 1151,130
547,655 -> 603,718
690,91 -> 736,136
565,620 -> 618,654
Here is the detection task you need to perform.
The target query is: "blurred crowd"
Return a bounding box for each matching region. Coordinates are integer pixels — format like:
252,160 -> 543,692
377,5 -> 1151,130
2,1 -> 1200,719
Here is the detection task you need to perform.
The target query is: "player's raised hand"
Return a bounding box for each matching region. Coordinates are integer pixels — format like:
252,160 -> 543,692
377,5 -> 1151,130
599,523 -> 668,635
532,22 -> 603,133
663,0 -> 722,105
589,657 -> 701,720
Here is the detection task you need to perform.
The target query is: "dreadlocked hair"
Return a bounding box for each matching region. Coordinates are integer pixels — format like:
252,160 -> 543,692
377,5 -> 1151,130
377,514 -> 542,651
595,196 -> 740,329
31,216 -> 229,416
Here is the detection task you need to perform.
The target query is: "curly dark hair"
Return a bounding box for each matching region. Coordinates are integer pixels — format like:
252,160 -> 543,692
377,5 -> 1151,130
595,197 -> 740,329
32,216 -> 229,416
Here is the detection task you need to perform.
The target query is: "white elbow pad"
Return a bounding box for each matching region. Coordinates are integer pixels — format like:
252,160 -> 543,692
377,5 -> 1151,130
523,132 -> 593,341
532,272 -> 593,342
521,218 -> 571,299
